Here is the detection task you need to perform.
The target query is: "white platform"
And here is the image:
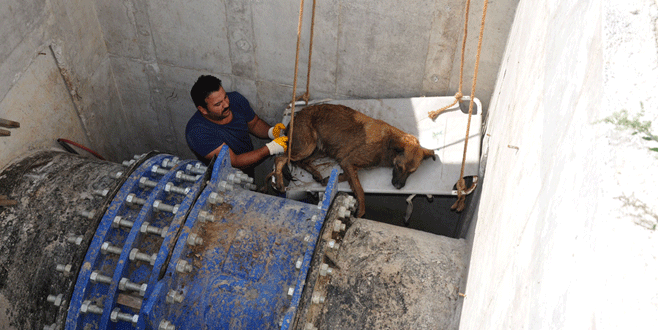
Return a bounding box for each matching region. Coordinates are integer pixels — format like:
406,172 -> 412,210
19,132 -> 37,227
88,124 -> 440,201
281,96 -> 482,197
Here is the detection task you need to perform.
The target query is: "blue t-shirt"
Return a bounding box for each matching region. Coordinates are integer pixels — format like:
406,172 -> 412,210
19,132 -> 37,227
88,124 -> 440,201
185,92 -> 256,161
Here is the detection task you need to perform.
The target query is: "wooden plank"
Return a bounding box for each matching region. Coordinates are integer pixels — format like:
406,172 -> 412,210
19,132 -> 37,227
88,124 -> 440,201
116,293 -> 142,310
0,119 -> 20,128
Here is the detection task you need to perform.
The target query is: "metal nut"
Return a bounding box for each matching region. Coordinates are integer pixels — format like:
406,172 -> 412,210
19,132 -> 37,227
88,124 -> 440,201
47,294 -> 63,307
166,290 -> 184,304
176,260 -> 192,274
311,292 -> 325,304
159,319 -> 176,330
56,264 -> 72,276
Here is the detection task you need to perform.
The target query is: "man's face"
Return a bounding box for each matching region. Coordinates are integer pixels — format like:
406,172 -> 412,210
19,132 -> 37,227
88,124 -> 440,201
199,87 -> 231,122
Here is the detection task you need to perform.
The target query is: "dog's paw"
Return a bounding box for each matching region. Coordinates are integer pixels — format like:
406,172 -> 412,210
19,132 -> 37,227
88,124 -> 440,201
267,173 -> 286,193
272,180 -> 286,192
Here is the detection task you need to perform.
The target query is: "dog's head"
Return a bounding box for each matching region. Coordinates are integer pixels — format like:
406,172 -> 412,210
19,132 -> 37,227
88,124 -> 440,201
390,134 -> 436,189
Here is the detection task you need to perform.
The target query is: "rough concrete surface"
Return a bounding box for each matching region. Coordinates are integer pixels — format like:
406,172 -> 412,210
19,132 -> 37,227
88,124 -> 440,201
0,53 -> 90,168
0,151 -> 123,330
0,0 -> 129,165
459,0 -> 658,329
316,218 -> 467,330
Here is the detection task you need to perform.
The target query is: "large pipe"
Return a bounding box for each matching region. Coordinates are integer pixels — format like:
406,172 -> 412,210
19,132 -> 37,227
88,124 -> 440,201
0,148 -> 339,330
0,150 -> 125,329
0,149 -> 466,330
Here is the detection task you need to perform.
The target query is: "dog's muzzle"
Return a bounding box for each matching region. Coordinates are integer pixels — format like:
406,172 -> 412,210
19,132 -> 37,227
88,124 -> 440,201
392,167 -> 408,189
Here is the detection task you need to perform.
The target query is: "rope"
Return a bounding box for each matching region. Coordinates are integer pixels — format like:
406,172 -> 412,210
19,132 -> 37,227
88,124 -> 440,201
287,0 -> 306,164
287,0 -> 318,162
301,0 -> 317,104
452,0 -> 489,212
428,0 -> 472,120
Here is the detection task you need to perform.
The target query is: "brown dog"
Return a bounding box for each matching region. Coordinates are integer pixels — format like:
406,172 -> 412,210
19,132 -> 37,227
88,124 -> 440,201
269,104 -> 436,218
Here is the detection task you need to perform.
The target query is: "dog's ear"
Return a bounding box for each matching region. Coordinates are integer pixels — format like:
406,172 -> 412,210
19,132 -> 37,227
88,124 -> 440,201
389,137 -> 405,154
390,134 -> 419,153
423,148 -> 437,161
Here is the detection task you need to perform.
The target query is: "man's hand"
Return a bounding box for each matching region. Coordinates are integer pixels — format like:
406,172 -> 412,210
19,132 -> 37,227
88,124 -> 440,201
265,136 -> 288,155
268,123 -> 286,139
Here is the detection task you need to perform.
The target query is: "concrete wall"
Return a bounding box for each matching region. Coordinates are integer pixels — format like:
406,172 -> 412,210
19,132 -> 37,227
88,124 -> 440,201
0,0 -> 128,169
92,0 -> 518,161
0,0 -> 517,168
460,0 -> 658,328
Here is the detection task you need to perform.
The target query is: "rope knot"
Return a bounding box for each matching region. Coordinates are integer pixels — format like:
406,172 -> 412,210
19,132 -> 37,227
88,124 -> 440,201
451,177 -> 467,212
455,91 -> 463,99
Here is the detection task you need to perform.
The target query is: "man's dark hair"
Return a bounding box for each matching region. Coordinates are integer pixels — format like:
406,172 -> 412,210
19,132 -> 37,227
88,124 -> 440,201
190,75 -> 222,109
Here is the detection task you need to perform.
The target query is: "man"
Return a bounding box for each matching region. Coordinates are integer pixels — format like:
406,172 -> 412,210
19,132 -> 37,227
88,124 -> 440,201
185,75 -> 287,175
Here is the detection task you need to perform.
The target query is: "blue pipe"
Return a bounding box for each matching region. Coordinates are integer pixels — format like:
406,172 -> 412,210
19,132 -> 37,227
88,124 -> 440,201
66,147 -> 338,330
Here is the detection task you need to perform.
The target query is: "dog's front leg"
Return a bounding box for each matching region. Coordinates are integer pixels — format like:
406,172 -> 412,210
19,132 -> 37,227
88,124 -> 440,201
270,156 -> 288,192
339,162 -> 366,218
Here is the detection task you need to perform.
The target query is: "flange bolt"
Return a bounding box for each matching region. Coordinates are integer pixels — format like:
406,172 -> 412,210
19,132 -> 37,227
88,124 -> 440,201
101,242 -> 122,255
110,308 -> 138,324
139,177 -> 158,189
47,294 -> 64,307
112,216 -> 134,229
78,210 -> 95,220
337,206 -> 351,219
153,200 -> 179,214
159,320 -> 176,330
311,292 -> 326,304
319,263 -> 334,277
151,165 -> 169,176
295,257 -> 303,270
185,163 -> 207,175
140,221 -> 168,238
332,220 -> 346,233
119,277 -> 148,296
80,300 -> 103,314
186,233 -> 204,246
166,290 -> 184,304
165,182 -> 190,196
92,189 -> 109,197
162,157 -> 180,168
208,192 -> 224,205
67,235 -> 84,245
327,239 -> 340,251
217,181 -> 234,192
56,264 -> 72,276
90,271 -> 112,285
305,323 -> 318,330
125,193 -> 146,207
198,210 -> 215,223
129,248 -> 157,266
176,260 -> 192,274
175,171 -> 200,183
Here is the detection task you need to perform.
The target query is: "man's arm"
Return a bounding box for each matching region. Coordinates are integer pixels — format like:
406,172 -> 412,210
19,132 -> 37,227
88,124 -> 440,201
203,143 -> 271,170
247,115 -> 272,139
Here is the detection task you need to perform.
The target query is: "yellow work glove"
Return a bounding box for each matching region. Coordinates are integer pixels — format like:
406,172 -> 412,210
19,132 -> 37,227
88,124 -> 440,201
268,123 -> 286,139
265,136 -> 288,155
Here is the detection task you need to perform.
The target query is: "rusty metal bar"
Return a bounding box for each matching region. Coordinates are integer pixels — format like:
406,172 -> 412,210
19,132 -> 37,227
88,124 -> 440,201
0,119 -> 20,128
